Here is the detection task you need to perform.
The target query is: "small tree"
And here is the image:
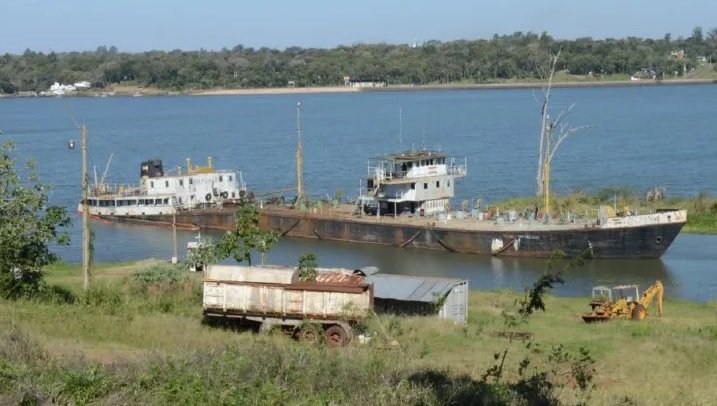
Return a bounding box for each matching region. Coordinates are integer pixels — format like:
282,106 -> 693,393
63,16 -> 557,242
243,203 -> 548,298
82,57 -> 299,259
0,140 -> 71,299
256,231 -> 279,266
215,202 -> 277,266
185,236 -> 219,272
297,253 -> 318,282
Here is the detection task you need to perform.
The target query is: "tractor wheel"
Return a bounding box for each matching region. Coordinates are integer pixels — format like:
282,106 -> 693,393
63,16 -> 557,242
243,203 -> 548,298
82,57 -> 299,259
297,325 -> 321,345
631,304 -> 647,321
324,325 -> 348,347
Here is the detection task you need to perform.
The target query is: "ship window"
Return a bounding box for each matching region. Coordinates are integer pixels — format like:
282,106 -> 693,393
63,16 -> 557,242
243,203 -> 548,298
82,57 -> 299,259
219,175 -> 223,182
165,181 -> 169,187
429,159 -> 434,165
407,162 -> 412,168
448,179 -> 451,187
436,181 -> 440,188
163,198 -> 169,204
410,183 -> 415,190
189,178 -> 193,185
229,175 -> 233,181
150,181 -> 154,188
232,192 -> 235,198
111,201 -> 116,207
155,199 -> 162,205
179,197 -> 183,204
179,179 -> 184,186
191,195 -> 195,200
423,183 -> 428,189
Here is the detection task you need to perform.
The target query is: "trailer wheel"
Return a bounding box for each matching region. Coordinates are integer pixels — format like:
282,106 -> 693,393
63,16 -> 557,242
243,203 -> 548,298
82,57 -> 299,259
297,325 -> 321,344
324,325 -> 348,347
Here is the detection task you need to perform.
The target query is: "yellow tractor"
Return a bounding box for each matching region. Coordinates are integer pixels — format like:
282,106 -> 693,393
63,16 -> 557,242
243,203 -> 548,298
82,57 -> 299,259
582,280 -> 663,323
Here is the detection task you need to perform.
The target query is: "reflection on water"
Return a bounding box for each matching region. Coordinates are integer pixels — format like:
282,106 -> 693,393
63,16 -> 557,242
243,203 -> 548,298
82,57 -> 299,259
72,221 -> 717,302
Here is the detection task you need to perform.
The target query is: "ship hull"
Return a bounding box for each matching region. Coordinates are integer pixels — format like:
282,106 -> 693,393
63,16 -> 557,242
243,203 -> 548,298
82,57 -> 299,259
92,207 -> 685,259
257,210 -> 684,259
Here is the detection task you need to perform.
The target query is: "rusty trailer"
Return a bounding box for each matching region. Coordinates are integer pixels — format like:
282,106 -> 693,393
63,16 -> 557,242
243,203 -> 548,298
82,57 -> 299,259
203,265 -> 373,346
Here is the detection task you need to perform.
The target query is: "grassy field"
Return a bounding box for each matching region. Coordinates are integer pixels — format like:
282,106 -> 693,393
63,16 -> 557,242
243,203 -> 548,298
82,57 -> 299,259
487,190 -> 717,234
1,261 -> 716,405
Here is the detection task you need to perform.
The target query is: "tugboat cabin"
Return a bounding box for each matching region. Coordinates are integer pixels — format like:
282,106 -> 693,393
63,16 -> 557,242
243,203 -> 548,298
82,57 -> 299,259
80,157 -> 247,217
361,151 -> 466,217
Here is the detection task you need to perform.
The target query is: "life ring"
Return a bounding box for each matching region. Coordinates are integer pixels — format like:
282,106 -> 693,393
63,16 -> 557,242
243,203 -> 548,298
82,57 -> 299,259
220,191 -> 228,199
205,193 -> 212,202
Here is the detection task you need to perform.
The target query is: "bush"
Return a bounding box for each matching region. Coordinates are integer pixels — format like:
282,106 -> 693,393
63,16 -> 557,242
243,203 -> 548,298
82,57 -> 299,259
132,264 -> 187,288
80,285 -> 124,315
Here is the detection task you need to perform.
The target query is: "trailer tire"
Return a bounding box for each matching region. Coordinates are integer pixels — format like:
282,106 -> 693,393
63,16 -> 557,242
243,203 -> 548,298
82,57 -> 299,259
324,325 -> 348,347
297,325 -> 321,345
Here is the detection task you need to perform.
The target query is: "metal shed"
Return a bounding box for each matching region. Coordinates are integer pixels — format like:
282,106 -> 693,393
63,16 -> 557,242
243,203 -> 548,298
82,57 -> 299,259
366,273 -> 468,324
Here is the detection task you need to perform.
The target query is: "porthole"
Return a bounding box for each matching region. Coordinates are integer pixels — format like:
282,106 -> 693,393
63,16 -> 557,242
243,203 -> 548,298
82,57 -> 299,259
655,236 -> 663,245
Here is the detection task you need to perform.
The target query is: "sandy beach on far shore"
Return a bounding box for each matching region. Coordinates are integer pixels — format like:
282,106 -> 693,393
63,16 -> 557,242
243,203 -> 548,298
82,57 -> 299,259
191,86 -> 360,96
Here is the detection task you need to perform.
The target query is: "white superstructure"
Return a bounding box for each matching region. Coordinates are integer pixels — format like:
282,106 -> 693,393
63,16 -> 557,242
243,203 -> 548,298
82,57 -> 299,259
79,157 -> 247,217
359,150 -> 467,217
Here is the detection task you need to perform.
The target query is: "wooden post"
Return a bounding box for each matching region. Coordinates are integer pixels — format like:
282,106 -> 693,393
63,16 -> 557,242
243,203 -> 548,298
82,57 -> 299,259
81,125 -> 90,290
172,213 -> 178,264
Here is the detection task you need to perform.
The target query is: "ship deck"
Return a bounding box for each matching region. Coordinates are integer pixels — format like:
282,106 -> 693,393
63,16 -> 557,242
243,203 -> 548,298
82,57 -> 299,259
262,204 -> 613,232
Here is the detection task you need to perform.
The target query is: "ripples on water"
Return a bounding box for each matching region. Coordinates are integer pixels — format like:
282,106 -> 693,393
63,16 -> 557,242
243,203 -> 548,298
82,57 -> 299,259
1,85 -> 715,300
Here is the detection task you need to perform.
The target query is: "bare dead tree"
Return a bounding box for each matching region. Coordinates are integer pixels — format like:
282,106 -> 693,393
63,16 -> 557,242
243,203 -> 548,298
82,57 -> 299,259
535,50 -> 560,197
535,50 -> 589,199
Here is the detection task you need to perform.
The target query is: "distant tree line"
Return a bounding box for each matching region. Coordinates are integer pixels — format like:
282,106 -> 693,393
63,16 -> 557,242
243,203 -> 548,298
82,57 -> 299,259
1,28 -> 716,94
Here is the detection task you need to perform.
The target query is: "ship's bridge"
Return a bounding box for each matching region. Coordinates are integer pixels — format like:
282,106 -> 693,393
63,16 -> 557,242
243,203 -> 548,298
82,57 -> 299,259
368,151 -> 467,184
361,150 -> 467,217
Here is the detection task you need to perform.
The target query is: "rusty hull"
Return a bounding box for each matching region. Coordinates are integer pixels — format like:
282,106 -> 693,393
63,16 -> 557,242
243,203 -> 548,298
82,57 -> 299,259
91,204 -> 684,259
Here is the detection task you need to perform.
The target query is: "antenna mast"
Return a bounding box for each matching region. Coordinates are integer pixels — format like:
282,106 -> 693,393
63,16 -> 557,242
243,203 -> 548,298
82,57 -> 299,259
296,102 -> 303,202
399,107 -> 402,148
81,125 -> 91,290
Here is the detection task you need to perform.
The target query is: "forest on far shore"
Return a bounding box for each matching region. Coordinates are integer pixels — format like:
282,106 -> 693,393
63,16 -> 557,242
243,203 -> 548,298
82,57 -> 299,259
1,28 -> 716,93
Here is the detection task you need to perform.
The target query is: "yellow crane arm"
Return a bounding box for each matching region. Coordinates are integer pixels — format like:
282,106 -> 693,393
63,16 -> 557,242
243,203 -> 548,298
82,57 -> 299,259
639,280 -> 664,317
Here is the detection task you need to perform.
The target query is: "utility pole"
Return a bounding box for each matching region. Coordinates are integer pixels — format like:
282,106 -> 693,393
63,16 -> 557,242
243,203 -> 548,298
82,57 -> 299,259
172,213 -> 178,264
81,124 -> 91,290
296,102 -> 303,202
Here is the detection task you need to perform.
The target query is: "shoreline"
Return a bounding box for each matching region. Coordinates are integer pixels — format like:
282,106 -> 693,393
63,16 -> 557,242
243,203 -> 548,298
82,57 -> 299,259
1,78 -> 715,99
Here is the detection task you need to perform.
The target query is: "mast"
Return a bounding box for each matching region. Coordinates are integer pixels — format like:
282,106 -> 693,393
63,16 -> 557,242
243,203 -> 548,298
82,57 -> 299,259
543,120 -> 551,220
81,124 -> 91,290
399,107 -> 402,148
296,101 -> 303,202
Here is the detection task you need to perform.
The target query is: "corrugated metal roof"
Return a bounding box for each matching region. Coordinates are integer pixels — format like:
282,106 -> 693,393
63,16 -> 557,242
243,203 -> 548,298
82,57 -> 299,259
366,273 -> 465,303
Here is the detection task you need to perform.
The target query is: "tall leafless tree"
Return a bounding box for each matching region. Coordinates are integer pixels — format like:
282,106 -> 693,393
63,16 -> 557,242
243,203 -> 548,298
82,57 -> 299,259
535,50 -> 589,198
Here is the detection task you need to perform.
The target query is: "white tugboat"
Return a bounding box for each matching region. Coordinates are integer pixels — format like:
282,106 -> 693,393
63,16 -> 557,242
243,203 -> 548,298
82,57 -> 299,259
78,157 -> 247,228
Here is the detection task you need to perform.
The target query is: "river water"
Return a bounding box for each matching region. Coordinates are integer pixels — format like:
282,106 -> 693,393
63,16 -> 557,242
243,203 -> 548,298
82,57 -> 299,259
1,84 -> 715,301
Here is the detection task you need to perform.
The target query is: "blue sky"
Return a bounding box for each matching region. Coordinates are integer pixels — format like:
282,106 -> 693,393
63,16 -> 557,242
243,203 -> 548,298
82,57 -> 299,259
1,0 -> 715,53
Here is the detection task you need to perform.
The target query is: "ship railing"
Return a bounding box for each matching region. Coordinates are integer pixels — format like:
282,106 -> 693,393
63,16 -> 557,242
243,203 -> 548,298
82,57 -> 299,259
447,158 -> 468,177
89,183 -> 147,198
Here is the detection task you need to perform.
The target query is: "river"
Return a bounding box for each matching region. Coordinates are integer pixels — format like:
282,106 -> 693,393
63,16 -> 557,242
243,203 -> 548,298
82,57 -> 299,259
1,84 -> 715,301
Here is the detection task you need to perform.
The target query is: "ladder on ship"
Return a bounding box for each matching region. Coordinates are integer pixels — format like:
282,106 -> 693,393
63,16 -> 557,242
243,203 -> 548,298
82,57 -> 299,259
171,197 -> 182,211
353,197 -> 363,216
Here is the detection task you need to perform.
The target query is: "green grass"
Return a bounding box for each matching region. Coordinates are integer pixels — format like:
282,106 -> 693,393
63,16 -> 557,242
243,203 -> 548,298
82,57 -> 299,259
487,190 -> 717,234
2,261 -> 717,404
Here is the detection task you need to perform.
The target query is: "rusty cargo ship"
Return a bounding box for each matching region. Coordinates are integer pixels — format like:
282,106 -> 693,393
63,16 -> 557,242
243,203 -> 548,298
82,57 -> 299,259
83,149 -> 686,259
